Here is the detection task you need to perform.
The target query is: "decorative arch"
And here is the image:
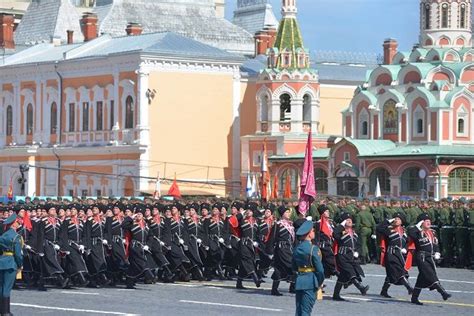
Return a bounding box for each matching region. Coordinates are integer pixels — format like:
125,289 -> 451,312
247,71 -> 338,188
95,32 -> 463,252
397,64 -> 423,84
119,79 -> 136,130
21,88 -> 35,136
369,67 -> 396,87
272,83 -> 298,100
426,65 -> 456,83
460,65 -> 474,83
400,167 -> 424,194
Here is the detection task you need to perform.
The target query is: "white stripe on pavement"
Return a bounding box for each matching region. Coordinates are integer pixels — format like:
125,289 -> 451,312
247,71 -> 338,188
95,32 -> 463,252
12,303 -> 138,315
60,291 -> 101,296
179,300 -> 283,312
365,274 -> 474,285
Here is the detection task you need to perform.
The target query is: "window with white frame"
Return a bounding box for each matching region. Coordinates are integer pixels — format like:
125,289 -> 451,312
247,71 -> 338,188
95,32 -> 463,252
457,105 -> 468,136
303,94 -> 312,122
260,95 -> 269,122
344,152 -> 350,162
413,105 -> 425,137
252,150 -> 273,167
358,108 -> 369,138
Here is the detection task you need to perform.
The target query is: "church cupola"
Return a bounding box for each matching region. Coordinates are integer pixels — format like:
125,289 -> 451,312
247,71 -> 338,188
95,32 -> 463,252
420,0 -> 472,48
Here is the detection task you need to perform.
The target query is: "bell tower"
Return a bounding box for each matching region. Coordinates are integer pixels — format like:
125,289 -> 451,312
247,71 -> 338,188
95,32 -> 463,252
420,0 -> 472,48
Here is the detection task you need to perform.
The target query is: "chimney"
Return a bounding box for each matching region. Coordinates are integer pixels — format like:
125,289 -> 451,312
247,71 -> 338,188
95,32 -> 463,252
254,26 -> 277,56
383,38 -> 398,65
67,30 -> 74,44
80,12 -> 98,42
0,13 -> 15,49
126,23 -> 143,36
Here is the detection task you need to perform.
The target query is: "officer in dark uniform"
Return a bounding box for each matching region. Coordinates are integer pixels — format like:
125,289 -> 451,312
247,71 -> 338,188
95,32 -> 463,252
292,220 -> 324,316
408,213 -> 451,305
0,213 -> 23,316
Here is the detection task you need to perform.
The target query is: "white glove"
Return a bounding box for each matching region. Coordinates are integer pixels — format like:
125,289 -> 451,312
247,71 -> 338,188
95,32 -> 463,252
353,251 -> 359,258
371,234 -> 377,240
160,241 -> 165,246
306,216 -> 313,222
25,245 -> 32,250
218,238 -> 224,244
38,252 -> 45,257
179,238 -> 184,245
79,245 -> 85,252
143,245 -> 150,252
416,220 -> 424,230
434,252 -> 441,260
54,244 -> 60,251
102,239 -> 108,246
401,248 -> 407,255
341,220 -> 347,227
196,238 -> 202,244
388,218 -> 395,223
253,241 -> 259,248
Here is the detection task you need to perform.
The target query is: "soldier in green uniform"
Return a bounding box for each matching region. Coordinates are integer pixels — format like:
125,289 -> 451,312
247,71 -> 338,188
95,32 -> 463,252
358,204 -> 376,264
438,200 -> 455,267
468,200 -> 474,270
0,213 -> 23,316
454,200 -> 469,268
293,221 -> 324,316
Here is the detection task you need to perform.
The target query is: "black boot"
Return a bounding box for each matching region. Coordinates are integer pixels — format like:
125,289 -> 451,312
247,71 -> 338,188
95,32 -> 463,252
216,265 -> 226,280
271,281 -> 283,296
191,266 -> 204,281
6,297 -> 12,316
163,266 -> 175,283
353,279 -> 369,296
99,273 -> 111,286
0,297 -> 5,315
251,272 -> 262,288
179,265 -> 191,282
401,277 -> 414,295
37,278 -> 47,291
57,274 -> 70,289
333,282 -> 345,301
434,283 -> 451,301
126,277 -> 136,289
78,272 -> 89,287
289,282 -> 296,293
411,287 -> 423,305
380,281 -> 391,298
236,278 -> 245,289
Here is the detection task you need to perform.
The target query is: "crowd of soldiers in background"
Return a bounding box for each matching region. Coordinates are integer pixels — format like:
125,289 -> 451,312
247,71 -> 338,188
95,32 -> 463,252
0,195 -> 472,293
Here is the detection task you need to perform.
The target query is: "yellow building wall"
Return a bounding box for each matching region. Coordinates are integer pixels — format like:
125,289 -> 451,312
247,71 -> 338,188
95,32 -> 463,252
147,71 -> 235,196
319,85 -> 356,136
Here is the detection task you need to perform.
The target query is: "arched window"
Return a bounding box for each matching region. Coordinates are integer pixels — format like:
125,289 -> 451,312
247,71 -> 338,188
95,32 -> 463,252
260,95 -> 269,122
6,105 -> 13,136
96,101 -> 103,131
69,103 -> 75,132
50,102 -> 58,134
425,4 -> 431,29
303,94 -> 311,122
401,167 -> 423,194
280,93 -> 291,121
362,121 -> 368,136
314,168 -> 328,192
449,168 -> 474,193
82,102 -> 89,131
417,118 -> 423,134
26,103 -> 33,135
125,96 -> 134,129
383,100 -> 398,135
458,118 -> 465,134
441,3 -> 449,28
460,4 -> 466,28
369,168 -> 391,193
279,168 -> 298,198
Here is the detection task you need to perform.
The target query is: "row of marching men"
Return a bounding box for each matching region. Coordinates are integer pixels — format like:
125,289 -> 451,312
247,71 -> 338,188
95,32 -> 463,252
0,201 -> 299,292
0,199 -> 454,304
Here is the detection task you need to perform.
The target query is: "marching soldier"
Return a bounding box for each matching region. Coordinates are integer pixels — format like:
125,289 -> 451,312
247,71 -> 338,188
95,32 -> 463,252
454,200 -> 469,268
408,213 -> 451,305
270,205 -> 295,296
314,204 -> 337,279
105,203 -> 129,285
468,200 -> 474,270
438,200 -> 455,267
332,212 -> 369,301
377,212 -> 414,298
357,204 -> 376,264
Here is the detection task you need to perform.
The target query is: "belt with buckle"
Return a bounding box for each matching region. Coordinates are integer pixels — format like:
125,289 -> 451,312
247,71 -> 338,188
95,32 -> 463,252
2,251 -> 14,256
298,267 -> 315,273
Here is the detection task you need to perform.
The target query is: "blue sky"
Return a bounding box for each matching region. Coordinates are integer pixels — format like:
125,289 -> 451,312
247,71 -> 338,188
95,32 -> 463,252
225,0 -> 420,54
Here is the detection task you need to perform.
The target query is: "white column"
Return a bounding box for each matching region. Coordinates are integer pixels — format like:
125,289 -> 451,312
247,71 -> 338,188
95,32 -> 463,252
232,69 -> 242,197
389,176 -> 401,197
328,177 -> 337,196
34,80 -> 42,143
311,99 -> 320,133
291,98 -> 303,133
270,99 -> 280,133
0,84 -> 4,148
13,81 -> 20,144
136,65 -> 150,192
42,82 -> 50,144
427,109 -> 432,143
27,155 -> 36,196
406,109 -> 411,144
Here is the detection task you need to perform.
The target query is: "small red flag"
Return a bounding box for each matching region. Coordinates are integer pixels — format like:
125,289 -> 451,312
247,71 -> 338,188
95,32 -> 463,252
7,179 -> 13,200
271,174 -> 278,200
168,175 -> 182,199
283,173 -> 292,199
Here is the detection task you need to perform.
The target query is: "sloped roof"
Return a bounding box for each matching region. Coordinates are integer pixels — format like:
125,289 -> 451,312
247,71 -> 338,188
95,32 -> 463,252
96,0 -> 254,55
233,0 -> 278,35
360,145 -> 474,158
14,0 -> 84,45
341,138 -> 397,157
269,148 -> 331,161
2,32 -> 244,67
